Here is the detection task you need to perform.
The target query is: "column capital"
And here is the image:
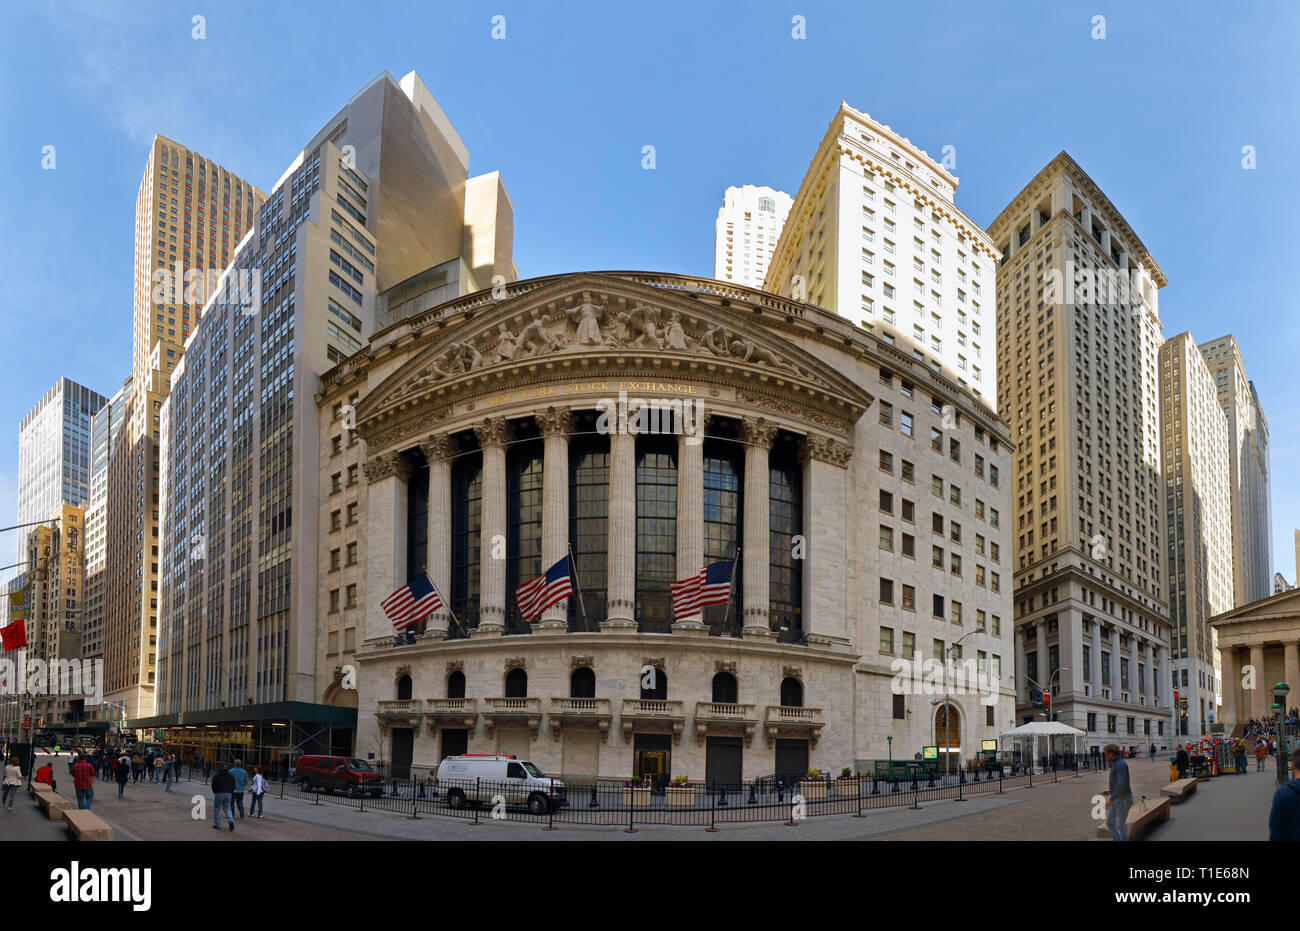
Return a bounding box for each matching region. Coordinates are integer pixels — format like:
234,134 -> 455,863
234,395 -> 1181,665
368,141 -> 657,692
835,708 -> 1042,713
741,416 -> 778,449
798,434 -> 852,467
535,406 -> 573,438
420,433 -> 457,463
363,450 -> 410,484
473,416 -> 512,449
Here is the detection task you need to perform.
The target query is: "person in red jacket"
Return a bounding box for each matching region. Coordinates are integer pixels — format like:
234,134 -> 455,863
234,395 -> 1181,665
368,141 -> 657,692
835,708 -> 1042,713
34,761 -> 55,793
71,753 -> 95,809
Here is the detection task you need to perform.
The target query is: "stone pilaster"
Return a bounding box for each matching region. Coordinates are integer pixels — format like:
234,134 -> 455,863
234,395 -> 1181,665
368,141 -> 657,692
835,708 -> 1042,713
672,423 -> 706,632
1220,646 -> 1237,727
798,434 -> 852,644
1249,643 -> 1266,719
362,450 -> 411,644
420,434 -> 456,640
536,407 -> 572,632
474,417 -> 511,636
604,431 -> 636,629
1014,625 -> 1027,704
1035,623 -> 1047,706
741,417 -> 777,639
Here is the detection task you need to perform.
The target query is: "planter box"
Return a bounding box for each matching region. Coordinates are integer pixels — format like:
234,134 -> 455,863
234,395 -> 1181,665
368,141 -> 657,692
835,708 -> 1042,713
835,779 -> 859,797
665,786 -> 696,807
622,787 -> 652,808
799,780 -> 827,801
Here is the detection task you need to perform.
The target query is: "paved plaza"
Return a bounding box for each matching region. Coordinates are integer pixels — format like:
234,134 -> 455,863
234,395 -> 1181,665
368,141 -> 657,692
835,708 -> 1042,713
10,752 -> 1280,842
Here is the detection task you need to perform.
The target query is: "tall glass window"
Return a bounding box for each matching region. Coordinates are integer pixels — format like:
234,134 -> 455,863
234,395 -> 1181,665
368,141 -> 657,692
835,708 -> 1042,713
405,451 -> 429,635
505,436 -> 543,635
450,445 -> 482,633
770,436 -> 803,642
703,436 -> 743,636
635,436 -> 677,633
568,427 -> 608,631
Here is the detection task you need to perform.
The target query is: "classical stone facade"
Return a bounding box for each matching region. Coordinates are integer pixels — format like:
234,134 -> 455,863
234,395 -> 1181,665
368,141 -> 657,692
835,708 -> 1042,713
318,271 -> 1016,783
1212,588 -> 1300,725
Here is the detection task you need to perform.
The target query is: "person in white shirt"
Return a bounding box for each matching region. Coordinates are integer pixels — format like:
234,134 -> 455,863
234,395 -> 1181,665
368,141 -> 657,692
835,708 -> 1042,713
249,768 -> 269,818
2,756 -> 23,811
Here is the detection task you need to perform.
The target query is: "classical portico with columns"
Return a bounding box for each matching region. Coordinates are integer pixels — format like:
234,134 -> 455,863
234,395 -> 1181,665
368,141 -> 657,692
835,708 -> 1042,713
1212,588 -> 1300,727
315,271 -> 1016,784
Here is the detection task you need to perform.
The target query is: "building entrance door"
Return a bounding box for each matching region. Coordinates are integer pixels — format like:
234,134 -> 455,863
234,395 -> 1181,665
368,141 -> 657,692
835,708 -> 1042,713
705,736 -> 743,789
632,733 -> 671,788
391,728 -> 414,780
934,703 -> 962,775
440,728 -> 468,760
774,738 -> 809,782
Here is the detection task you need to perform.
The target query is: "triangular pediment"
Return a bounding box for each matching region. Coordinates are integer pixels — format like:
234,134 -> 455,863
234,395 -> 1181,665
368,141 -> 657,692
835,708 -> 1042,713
354,273 -> 875,431
1213,588 -> 1300,626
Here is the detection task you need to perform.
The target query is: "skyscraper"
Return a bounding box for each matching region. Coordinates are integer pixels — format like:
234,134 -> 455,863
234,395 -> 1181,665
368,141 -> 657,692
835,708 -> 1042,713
151,71 -> 515,758
1198,334 -> 1272,606
102,138 -> 265,721
15,378 -> 106,563
713,185 -> 792,287
766,103 -> 999,408
81,377 -> 129,663
989,152 -> 1172,744
1160,332 -> 1232,736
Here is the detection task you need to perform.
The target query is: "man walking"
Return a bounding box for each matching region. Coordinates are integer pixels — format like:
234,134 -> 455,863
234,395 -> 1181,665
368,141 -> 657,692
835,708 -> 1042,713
1269,748 -> 1300,840
1104,743 -> 1133,841
115,750 -> 130,798
229,759 -> 249,818
71,753 -> 96,810
1149,743 -> 1156,762
212,763 -> 236,832
1175,744 -> 1190,780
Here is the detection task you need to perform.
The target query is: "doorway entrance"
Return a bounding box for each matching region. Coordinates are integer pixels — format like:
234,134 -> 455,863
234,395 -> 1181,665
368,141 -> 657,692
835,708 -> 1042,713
706,736 -> 743,788
934,703 -> 962,774
391,728 -> 414,780
774,738 -> 809,782
440,728 -> 468,760
632,734 -> 671,788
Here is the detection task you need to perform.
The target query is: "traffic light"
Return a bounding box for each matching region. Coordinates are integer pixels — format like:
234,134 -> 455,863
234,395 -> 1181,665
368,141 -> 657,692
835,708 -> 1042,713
1043,689 -> 1052,714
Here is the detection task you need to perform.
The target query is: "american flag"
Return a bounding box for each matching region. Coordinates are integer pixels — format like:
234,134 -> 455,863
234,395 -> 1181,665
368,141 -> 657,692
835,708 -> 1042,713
516,556 -> 573,621
381,574 -> 444,630
671,559 -> 735,619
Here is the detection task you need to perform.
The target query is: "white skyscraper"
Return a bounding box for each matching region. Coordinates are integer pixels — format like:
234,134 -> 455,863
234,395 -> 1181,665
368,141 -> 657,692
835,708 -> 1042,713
766,103 -> 999,408
713,185 -> 792,287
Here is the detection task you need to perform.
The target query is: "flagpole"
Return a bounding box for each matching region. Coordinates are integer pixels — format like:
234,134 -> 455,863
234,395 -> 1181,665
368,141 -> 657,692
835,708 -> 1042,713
568,543 -> 589,632
720,546 -> 740,636
424,569 -> 464,639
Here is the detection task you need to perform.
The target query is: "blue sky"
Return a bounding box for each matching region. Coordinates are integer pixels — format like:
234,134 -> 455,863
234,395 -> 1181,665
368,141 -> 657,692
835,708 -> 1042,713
0,0 -> 1296,582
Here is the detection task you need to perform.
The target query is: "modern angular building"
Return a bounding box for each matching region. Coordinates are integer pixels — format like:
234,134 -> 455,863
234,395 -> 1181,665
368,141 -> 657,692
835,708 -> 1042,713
1199,335 -> 1272,607
151,71 -> 516,766
766,103 -> 999,408
1159,332 -> 1232,736
989,153 -> 1173,750
713,185 -> 792,288
15,378 -> 106,562
319,268 -> 1016,782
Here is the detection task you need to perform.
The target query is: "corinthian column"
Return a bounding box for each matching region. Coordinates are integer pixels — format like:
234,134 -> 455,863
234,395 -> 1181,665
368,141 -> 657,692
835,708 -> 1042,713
420,433 -> 456,640
362,450 -> 410,644
536,407 -> 572,632
741,417 -> 778,639
474,417 -> 511,636
604,432 -> 636,629
673,421 -> 706,632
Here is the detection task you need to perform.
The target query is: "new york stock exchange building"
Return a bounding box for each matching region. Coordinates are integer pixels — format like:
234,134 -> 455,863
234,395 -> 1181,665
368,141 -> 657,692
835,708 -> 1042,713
318,271 -> 1017,784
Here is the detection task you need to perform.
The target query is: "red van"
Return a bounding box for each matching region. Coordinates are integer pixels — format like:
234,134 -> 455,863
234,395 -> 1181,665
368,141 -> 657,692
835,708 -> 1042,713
294,755 -> 384,797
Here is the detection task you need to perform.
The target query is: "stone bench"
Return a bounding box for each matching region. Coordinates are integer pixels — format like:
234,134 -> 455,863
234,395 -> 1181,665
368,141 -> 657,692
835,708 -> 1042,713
1160,778 -> 1198,804
64,808 -> 114,841
1095,796 -> 1170,840
33,786 -> 73,821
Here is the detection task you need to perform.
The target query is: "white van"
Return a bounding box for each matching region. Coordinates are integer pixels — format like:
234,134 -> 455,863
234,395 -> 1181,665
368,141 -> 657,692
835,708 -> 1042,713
434,754 -> 567,814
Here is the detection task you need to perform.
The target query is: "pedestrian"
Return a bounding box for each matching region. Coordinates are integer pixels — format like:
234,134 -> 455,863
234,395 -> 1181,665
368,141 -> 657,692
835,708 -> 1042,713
229,759 -> 248,817
152,754 -> 164,784
131,752 -> 143,783
163,753 -> 174,793
1234,740 -> 1248,775
1269,748 -> 1300,840
2,756 -> 21,811
211,763 -> 236,832
71,753 -> 95,810
1104,743 -> 1133,841
249,767 -> 268,818
1175,744 -> 1190,780
35,760 -> 56,793
115,752 -> 130,798
1256,739 -> 1269,772
1149,743 -> 1156,762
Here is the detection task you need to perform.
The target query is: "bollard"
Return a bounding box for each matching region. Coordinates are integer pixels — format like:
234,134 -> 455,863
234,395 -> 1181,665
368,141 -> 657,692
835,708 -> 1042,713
718,785 -> 728,808
588,784 -> 599,809
910,778 -> 921,810
891,776 -> 900,794
927,770 -> 936,790
871,774 -> 880,795
747,782 -> 758,806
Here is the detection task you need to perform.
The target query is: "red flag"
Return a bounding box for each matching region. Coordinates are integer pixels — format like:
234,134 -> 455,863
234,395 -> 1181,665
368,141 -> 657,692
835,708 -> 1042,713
1,619 -> 26,652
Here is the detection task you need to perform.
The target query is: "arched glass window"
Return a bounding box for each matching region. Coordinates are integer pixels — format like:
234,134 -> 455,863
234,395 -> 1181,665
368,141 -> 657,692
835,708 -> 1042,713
770,435 -> 804,643
396,675 -> 412,701
780,677 -> 803,708
640,667 -> 667,701
569,425 -> 609,631
505,433 -> 543,634
505,667 -> 528,698
703,433 -> 743,636
711,672 -> 738,704
570,666 -> 596,699
635,436 -> 677,633
447,670 -> 466,699
451,442 -> 482,632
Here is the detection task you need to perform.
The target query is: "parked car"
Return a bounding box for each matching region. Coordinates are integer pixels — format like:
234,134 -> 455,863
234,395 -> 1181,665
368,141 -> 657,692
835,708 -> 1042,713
433,754 -> 567,814
295,755 -> 384,797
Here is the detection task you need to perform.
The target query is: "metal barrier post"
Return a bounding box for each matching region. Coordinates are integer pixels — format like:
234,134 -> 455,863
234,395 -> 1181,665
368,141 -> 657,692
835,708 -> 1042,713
854,776 -> 864,818
998,768 -> 1003,794
625,783 -> 637,834
543,779 -> 557,831
409,779 -> 420,820
707,784 -> 720,832
909,777 -> 921,810
588,783 -> 599,809
472,778 -> 481,825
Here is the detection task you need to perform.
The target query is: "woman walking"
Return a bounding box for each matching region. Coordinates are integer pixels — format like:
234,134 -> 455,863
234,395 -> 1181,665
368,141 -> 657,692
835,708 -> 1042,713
1257,739 -> 1270,772
249,767 -> 268,818
115,751 -> 130,798
2,756 -> 22,811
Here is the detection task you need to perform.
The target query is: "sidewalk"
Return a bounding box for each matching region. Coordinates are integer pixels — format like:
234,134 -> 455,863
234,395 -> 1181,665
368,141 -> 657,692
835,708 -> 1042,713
1149,766 -> 1277,841
1,787 -> 72,842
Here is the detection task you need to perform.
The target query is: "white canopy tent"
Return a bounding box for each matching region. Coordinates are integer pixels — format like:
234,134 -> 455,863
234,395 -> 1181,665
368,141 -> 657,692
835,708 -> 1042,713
1000,721 -> 1087,773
